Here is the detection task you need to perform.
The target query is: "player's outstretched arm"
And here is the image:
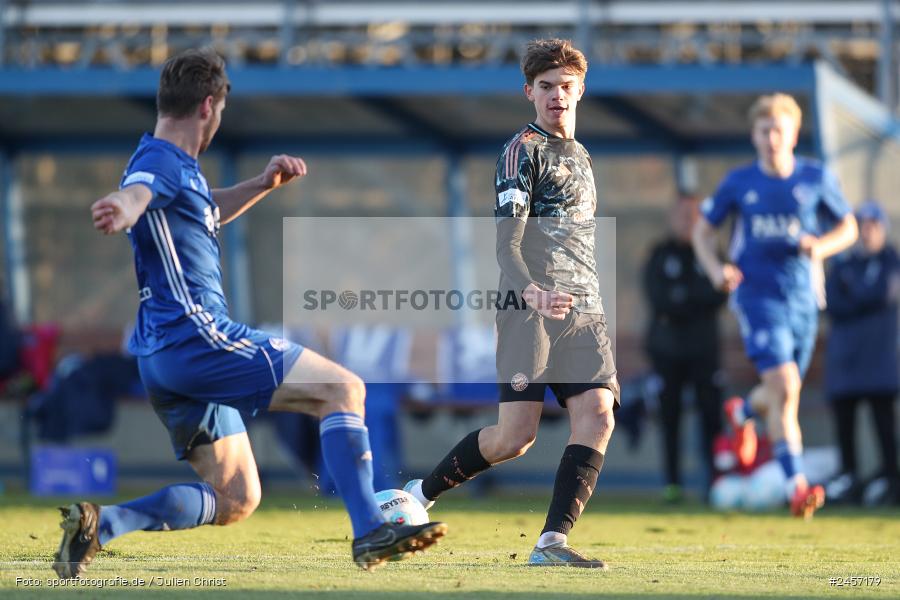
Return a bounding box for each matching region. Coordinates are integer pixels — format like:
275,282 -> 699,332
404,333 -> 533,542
692,216 -> 742,293
91,184 -> 153,235
798,214 -> 858,261
215,154 -> 307,224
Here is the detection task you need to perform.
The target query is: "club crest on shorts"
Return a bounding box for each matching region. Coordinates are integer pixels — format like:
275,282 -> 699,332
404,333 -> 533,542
269,337 -> 289,351
510,372 -> 529,392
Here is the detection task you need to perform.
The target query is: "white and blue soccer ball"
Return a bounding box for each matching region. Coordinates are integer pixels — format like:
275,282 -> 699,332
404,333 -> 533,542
744,462 -> 787,511
374,489 -> 429,526
710,475 -> 747,510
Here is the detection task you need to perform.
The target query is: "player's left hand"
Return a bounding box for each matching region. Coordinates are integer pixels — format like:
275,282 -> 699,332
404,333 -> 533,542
798,234 -> 821,260
261,154 -> 307,189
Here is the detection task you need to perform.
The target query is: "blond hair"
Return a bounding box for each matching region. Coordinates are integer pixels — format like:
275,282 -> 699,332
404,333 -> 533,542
521,39 -> 587,85
748,93 -> 802,127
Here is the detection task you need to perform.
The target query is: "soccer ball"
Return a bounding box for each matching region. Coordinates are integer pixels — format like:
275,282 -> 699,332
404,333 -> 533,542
710,475 -> 747,510
374,489 -> 429,526
744,462 -> 787,511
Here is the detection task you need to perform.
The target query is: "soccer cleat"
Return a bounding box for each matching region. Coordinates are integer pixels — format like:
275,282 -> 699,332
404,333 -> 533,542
352,521 -> 448,571
790,483 -> 825,520
402,479 -> 435,510
527,542 -> 608,569
724,397 -> 758,469
52,502 -> 101,578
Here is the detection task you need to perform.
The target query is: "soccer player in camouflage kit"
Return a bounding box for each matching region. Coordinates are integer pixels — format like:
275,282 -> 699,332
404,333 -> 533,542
406,39 -> 618,568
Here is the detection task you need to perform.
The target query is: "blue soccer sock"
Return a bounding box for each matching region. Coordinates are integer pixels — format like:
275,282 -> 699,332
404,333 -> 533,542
774,439 -> 805,497
98,482 -> 217,546
320,412 -> 385,539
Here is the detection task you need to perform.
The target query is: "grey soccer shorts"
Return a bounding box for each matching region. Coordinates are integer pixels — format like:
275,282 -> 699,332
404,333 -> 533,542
495,308 -> 619,408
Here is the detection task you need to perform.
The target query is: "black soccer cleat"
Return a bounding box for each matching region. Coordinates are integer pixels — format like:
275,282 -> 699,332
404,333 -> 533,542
352,521 -> 448,571
52,502 -> 102,578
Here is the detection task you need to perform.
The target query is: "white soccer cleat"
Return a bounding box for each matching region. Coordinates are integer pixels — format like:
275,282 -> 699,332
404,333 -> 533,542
402,479 -> 435,510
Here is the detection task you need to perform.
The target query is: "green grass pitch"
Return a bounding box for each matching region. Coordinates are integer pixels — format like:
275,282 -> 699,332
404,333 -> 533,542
0,492 -> 897,598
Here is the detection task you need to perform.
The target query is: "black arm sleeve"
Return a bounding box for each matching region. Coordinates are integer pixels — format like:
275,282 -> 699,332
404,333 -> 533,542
496,217 -> 533,294
494,131 -> 536,294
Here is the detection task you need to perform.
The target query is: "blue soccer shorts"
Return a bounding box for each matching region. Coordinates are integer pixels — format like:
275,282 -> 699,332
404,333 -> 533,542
731,297 -> 818,379
138,318 -> 303,460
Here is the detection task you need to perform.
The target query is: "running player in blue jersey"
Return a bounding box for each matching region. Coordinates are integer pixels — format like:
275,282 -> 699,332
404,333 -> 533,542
693,93 -> 858,519
53,48 -> 445,578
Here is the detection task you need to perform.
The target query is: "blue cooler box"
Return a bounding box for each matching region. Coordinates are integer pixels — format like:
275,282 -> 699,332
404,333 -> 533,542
30,446 -> 117,496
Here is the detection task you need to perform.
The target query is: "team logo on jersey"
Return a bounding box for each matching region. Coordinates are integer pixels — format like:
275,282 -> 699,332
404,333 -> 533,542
510,372 -> 529,392
742,190 -> 758,205
269,337 -> 289,352
792,183 -> 817,205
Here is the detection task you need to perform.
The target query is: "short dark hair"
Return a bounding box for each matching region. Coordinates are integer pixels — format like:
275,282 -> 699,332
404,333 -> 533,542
157,48 -> 230,118
521,39 -> 587,85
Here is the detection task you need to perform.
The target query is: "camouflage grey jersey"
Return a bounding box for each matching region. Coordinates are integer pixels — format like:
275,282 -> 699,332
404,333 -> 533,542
494,122 -> 602,314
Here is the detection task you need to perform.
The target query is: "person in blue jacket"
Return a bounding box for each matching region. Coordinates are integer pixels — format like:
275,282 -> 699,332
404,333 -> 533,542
825,200 -> 900,505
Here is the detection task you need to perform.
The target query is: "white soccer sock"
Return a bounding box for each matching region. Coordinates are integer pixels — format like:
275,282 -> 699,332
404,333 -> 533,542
536,531 -> 567,549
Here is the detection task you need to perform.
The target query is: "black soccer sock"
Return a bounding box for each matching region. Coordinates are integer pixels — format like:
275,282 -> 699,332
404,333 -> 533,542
421,429 -> 491,500
541,444 -> 604,536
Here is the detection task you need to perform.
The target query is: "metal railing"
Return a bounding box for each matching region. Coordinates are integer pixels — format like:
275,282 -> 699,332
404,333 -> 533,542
0,1 -> 895,95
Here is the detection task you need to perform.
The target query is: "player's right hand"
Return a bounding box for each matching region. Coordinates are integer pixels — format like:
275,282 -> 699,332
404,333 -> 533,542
712,263 -> 743,293
91,194 -> 131,234
522,285 -> 574,320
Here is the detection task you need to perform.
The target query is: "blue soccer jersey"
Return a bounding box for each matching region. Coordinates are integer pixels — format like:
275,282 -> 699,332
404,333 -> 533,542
701,158 -> 851,306
121,134 -> 233,356
117,134 -> 303,459
702,158 -> 850,375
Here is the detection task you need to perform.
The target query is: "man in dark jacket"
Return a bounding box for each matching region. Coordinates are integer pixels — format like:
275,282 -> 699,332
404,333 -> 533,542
643,193 -> 728,501
825,200 -> 900,505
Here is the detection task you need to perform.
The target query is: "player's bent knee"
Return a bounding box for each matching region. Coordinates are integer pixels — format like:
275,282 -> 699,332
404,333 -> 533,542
217,487 -> 261,525
573,409 -> 614,440
500,432 -> 537,459
346,376 -> 366,412
320,376 -> 366,416
599,408 -> 615,432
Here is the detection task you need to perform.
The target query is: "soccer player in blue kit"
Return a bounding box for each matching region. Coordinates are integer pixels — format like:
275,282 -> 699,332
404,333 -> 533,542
693,93 -> 858,519
53,48 -> 445,578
